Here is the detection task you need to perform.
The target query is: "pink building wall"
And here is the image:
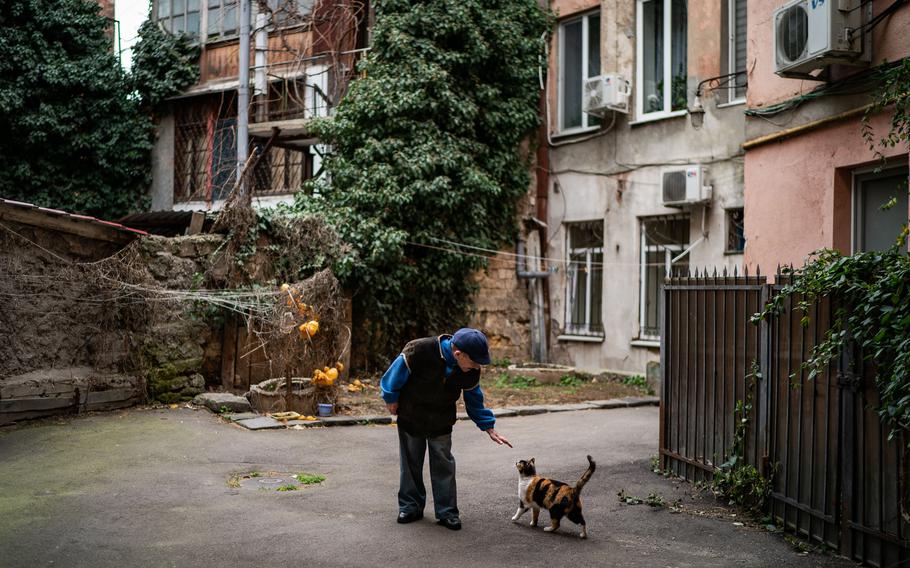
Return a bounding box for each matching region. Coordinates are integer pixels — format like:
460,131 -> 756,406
744,114 -> 909,271
747,0 -> 910,108
744,0 -> 910,271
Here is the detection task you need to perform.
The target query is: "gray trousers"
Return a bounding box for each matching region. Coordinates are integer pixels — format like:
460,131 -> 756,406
397,427 -> 458,520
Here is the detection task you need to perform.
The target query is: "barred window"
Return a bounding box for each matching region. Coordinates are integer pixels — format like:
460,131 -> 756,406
565,221 -> 604,337
726,208 -> 745,253
174,94 -> 313,202
640,216 -> 689,339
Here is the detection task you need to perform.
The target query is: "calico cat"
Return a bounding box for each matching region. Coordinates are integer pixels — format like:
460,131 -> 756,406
511,455 -> 595,538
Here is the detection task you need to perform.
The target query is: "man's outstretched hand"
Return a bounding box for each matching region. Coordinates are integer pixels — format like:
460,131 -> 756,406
387,402 -> 398,415
486,428 -> 512,448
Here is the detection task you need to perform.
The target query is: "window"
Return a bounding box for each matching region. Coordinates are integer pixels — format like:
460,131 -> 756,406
636,0 -> 687,118
266,0 -> 315,25
558,11 -> 601,132
726,208 -> 745,253
155,0 -> 313,42
174,94 -> 312,202
565,222 -> 604,337
640,216 -> 689,339
853,166 -> 909,253
156,0 -> 202,37
207,0 -> 239,39
722,0 -> 747,103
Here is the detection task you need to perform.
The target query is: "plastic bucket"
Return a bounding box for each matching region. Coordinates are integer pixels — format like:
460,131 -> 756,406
317,403 -> 334,417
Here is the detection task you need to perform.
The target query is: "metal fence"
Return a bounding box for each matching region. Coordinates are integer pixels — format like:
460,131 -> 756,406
660,268 -> 909,567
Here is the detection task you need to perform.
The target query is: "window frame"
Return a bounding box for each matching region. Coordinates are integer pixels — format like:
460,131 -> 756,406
557,10 -> 601,135
725,207 -> 745,254
639,216 -> 689,340
635,0 -> 688,122
155,0 -> 203,38
564,221 -> 605,338
722,0 -> 747,105
851,163 -> 910,253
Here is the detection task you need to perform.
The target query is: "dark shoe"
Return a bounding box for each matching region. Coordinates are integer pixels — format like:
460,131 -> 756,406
437,517 -> 462,531
397,511 -> 423,524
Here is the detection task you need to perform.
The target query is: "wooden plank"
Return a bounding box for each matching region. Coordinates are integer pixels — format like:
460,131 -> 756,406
221,317 -> 237,391
0,206 -> 135,245
0,396 -> 75,413
234,325 -> 251,390
186,211 -> 205,235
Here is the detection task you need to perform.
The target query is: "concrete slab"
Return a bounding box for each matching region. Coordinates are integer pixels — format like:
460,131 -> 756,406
619,396 -> 660,407
503,405 -> 547,416
226,412 -> 259,422
542,403 -> 599,413
491,408 -> 518,418
235,416 -> 284,430
586,399 -> 631,408
192,393 -> 251,413
286,419 -> 324,427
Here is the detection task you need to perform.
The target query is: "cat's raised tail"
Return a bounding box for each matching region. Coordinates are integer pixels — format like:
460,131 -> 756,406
574,455 -> 596,492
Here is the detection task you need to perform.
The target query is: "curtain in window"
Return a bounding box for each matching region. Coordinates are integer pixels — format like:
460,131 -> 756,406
642,0 -> 664,113
562,20 -> 583,129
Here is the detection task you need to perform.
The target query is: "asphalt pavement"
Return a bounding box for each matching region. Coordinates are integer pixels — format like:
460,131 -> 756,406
0,405 -> 855,567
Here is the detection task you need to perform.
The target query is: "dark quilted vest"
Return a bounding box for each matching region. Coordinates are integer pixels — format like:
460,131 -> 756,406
397,335 -> 480,438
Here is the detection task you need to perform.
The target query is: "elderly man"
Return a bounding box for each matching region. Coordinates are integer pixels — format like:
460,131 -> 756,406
381,327 -> 512,531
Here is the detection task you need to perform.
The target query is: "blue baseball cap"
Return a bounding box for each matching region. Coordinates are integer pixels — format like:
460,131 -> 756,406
451,328 -> 492,365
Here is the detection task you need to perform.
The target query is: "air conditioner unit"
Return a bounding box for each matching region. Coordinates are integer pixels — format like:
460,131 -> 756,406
583,74 -> 631,115
773,0 -> 870,79
662,166 -> 712,207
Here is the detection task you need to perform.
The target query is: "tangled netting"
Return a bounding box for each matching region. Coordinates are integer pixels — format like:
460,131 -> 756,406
0,223 -> 156,377
0,212 -> 348,398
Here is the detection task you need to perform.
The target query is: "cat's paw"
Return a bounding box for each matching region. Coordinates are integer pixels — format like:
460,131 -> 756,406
529,520 -> 537,527
543,526 -> 556,532
510,515 -> 520,522
579,532 -> 587,539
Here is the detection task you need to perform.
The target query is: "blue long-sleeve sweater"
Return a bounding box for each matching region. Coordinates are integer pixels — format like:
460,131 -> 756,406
380,337 -> 496,431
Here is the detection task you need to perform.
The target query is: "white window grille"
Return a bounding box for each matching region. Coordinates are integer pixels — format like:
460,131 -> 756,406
640,216 -> 689,339
565,222 -> 604,337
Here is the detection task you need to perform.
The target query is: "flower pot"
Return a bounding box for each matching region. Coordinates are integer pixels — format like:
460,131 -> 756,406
249,377 -> 318,415
317,403 -> 334,417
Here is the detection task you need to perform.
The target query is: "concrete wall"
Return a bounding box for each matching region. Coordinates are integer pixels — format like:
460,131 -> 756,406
743,0 -> 910,271
544,0 -> 745,375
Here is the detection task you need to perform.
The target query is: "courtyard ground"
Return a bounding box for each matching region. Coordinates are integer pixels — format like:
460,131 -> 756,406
0,406 -> 854,567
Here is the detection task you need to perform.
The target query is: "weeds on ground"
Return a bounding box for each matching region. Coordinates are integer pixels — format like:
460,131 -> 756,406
617,489 -> 670,508
276,485 -> 298,491
294,472 -> 326,485
622,375 -> 655,395
494,374 -> 538,388
559,374 -> 584,387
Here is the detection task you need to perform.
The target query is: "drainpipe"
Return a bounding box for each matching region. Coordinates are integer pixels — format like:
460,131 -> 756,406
253,5 -> 268,122
237,0 -> 251,194
517,237 -> 551,363
517,240 -> 550,278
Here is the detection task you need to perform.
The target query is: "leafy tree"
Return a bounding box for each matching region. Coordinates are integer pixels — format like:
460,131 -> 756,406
298,0 -> 549,366
0,0 -> 152,218
130,19 -> 199,112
